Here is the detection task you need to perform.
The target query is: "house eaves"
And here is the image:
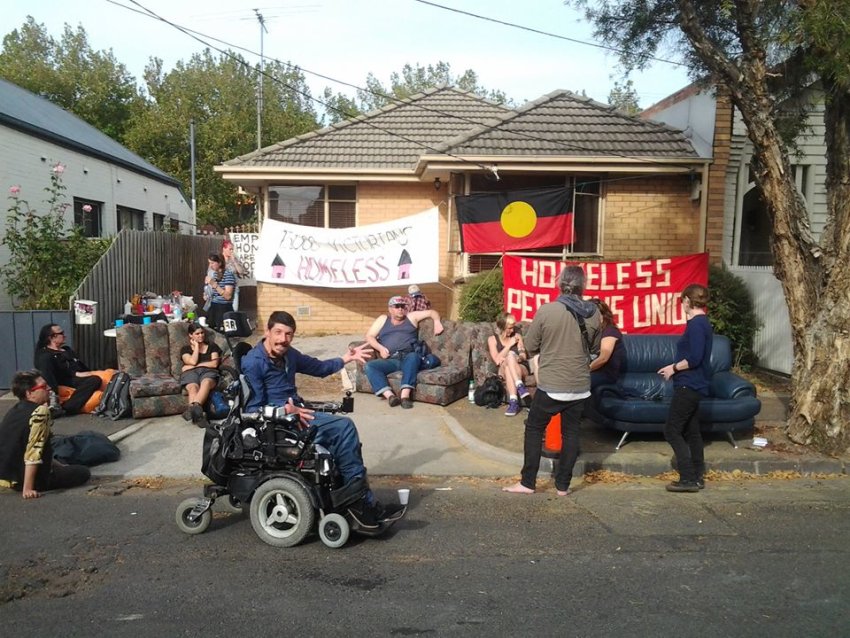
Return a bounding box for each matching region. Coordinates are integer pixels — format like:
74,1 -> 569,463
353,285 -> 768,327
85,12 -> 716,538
0,78 -> 182,189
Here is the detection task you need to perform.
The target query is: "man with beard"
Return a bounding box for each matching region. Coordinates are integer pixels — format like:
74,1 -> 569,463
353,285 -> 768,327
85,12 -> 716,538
240,310 -> 402,526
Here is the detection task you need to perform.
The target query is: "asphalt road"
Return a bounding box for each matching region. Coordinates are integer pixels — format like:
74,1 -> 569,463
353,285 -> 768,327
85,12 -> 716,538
1,477 -> 848,637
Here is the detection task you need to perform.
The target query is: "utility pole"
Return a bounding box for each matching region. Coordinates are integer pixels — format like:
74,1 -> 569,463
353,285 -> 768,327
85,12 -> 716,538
254,9 -> 267,150
189,118 -> 197,231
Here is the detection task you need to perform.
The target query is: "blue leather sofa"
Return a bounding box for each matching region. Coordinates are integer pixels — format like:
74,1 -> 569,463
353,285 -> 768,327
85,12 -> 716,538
589,334 -> 761,450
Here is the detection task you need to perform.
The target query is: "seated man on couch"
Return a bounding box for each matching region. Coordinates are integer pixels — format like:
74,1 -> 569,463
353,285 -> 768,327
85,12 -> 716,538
241,310 -> 402,527
364,295 -> 443,409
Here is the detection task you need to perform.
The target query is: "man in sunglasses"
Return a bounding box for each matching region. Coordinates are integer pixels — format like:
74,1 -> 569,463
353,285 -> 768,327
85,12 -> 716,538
364,295 -> 443,409
0,370 -> 90,499
33,323 -> 110,415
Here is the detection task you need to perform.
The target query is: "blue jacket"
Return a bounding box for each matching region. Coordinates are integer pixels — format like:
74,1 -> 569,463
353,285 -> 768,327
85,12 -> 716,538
240,340 -> 344,412
674,314 -> 714,396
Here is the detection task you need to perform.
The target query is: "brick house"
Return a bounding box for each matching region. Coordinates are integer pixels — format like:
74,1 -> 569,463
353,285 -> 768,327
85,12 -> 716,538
216,86 -> 707,334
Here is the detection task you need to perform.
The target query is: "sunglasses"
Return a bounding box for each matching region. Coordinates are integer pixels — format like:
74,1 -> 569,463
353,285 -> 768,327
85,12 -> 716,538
391,304 -> 407,309
52,330 -> 64,336
31,382 -> 48,392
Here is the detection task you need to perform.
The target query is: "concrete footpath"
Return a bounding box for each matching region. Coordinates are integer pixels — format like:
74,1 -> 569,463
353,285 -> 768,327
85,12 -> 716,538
3,333 -> 846,481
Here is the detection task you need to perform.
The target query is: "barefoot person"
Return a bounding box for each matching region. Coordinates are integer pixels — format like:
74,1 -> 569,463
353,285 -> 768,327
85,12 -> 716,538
503,266 -> 600,496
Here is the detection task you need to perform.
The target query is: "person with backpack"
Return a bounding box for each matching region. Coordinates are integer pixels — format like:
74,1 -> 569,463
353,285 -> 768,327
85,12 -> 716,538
503,266 -> 601,496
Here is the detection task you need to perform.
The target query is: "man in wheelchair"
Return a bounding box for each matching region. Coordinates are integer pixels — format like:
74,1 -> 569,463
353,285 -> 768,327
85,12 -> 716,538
240,310 -> 403,528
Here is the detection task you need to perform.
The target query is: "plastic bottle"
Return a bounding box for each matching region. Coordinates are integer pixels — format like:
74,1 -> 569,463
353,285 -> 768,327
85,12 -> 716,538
468,380 -> 475,402
123,300 -> 132,316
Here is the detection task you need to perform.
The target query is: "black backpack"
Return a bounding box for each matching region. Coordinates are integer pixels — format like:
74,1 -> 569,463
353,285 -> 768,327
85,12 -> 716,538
474,375 -> 506,408
92,372 -> 132,420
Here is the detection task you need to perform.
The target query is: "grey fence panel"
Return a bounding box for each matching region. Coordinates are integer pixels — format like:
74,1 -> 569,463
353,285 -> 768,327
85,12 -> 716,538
73,230 -> 224,371
0,310 -> 72,389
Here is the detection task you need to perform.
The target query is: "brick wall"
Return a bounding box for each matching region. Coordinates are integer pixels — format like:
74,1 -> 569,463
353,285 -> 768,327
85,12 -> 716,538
602,174 -> 701,260
705,88 -> 733,264
257,182 -> 456,334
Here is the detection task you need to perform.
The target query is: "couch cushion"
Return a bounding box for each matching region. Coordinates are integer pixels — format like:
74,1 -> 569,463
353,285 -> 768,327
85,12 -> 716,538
168,322 -> 189,378
596,395 -> 761,427
621,334 -> 733,374
116,324 -> 146,378
420,318 -> 472,375
142,323 -> 173,376
130,374 -> 182,399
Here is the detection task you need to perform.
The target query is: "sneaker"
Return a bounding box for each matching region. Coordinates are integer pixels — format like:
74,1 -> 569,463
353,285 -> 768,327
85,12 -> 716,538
516,382 -> 531,400
190,403 -> 204,422
380,502 -> 406,521
388,395 -> 401,407
696,478 -> 706,490
666,480 -> 700,493
348,496 -> 383,529
401,398 -> 414,409
504,399 -> 520,417
182,407 -> 194,422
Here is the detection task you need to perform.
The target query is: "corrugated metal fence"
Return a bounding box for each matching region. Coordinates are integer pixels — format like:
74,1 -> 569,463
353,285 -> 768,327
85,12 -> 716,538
728,266 -> 793,375
73,230 -> 224,371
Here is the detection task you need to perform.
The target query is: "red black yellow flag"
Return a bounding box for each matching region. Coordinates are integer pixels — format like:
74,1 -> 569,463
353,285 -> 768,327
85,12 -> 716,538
455,186 -> 574,253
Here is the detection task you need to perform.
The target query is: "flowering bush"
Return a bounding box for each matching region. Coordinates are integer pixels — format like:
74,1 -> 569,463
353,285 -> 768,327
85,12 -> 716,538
2,166 -> 111,309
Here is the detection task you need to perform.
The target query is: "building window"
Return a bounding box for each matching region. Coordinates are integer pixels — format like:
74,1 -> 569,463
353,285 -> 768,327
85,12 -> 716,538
117,205 -> 145,231
268,184 -> 356,228
153,213 -> 165,231
73,198 -> 103,237
464,174 -> 601,274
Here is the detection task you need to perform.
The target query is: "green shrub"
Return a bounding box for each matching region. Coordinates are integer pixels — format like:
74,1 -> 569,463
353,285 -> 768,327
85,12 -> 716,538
2,166 -> 111,309
707,264 -> 761,368
458,269 -> 504,322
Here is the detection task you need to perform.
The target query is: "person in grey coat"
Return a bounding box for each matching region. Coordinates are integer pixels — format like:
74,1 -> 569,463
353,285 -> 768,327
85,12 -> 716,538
503,265 -> 601,496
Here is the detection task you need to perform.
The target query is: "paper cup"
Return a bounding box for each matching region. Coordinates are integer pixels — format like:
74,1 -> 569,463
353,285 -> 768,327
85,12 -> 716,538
142,316 -> 152,325
397,488 -> 410,506
115,319 -> 124,327
198,316 -> 208,327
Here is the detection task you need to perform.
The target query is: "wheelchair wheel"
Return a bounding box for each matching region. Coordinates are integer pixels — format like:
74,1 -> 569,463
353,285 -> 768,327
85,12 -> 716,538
250,478 -> 315,547
175,497 -> 211,535
319,513 -> 350,549
216,494 -> 244,514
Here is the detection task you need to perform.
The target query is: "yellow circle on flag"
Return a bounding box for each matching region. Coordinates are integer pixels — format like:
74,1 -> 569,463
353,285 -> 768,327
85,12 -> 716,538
500,201 -> 537,238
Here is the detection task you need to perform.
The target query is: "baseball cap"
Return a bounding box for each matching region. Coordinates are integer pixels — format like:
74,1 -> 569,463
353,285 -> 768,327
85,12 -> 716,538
408,284 -> 421,295
388,295 -> 407,307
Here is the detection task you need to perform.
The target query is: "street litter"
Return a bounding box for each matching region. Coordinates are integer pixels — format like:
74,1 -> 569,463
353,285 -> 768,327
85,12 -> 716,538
752,437 -> 769,447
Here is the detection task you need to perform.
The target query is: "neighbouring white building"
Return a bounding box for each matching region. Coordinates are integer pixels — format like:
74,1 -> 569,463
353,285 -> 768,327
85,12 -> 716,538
0,78 -> 194,310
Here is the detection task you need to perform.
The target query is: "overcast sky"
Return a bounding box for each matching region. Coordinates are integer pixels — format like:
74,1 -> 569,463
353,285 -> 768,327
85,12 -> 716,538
5,0 -> 692,112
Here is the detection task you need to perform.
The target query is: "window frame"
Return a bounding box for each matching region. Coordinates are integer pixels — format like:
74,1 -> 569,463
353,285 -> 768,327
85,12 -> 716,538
73,197 -> 103,238
117,205 -> 146,232
267,183 -> 357,229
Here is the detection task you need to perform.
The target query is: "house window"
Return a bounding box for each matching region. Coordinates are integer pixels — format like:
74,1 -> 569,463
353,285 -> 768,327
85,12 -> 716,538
733,163 -> 812,267
73,198 -> 103,237
117,205 -> 145,231
153,213 -> 165,231
464,175 -> 601,274
268,184 -> 356,228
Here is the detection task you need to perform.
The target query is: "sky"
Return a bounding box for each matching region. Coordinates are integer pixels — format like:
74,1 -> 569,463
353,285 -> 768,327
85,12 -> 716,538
4,0 -> 693,113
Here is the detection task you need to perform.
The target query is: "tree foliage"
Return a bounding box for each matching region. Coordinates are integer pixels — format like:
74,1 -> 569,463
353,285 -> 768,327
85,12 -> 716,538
1,167 -> 111,309
569,0 -> 850,453
123,50 -> 319,228
0,16 -> 143,143
607,79 -> 641,114
322,61 -> 512,124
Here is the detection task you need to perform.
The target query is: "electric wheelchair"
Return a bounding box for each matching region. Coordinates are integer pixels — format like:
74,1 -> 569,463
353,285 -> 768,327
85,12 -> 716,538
175,337 -> 405,549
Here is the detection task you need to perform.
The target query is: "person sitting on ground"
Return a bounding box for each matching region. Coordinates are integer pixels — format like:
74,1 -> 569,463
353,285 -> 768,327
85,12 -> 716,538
488,312 -> 532,417
204,253 -> 236,330
405,284 -> 432,312
34,324 -> 114,416
179,322 -> 222,426
0,370 -> 90,499
241,311 -> 401,526
589,299 -> 625,391
364,295 -> 443,409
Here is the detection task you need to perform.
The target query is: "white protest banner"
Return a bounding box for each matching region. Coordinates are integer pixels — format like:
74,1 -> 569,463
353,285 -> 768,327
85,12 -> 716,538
255,208 -> 439,288
228,233 -> 259,285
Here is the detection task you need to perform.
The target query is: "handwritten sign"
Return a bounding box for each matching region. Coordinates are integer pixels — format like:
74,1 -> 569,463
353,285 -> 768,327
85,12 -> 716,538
502,253 -> 709,334
228,233 -> 259,285
255,208 -> 440,288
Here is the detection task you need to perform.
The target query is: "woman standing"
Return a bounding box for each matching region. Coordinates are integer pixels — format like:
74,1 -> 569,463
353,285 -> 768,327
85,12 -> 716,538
589,299 -> 625,390
179,322 -> 222,426
658,284 -> 714,493
487,312 -> 531,417
204,253 -> 235,330
221,239 -> 247,311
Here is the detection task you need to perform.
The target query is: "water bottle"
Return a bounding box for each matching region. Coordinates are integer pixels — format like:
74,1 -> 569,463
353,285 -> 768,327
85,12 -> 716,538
468,380 -> 475,403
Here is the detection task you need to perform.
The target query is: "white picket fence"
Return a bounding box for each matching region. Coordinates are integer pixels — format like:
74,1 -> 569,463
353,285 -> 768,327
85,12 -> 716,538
728,266 -> 793,375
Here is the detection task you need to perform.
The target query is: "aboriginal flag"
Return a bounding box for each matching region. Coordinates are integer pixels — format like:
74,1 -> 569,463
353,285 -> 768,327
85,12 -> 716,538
455,186 -> 574,253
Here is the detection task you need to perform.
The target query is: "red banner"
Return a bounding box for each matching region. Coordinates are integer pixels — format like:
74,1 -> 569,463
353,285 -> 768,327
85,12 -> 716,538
502,253 -> 709,334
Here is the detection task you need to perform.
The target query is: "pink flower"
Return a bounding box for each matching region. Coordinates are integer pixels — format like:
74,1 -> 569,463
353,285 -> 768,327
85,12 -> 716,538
53,163 -> 65,174
9,185 -> 21,197
82,204 -> 93,213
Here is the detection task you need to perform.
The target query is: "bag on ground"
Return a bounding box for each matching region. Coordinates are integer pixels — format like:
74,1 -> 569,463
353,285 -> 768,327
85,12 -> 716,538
92,371 -> 132,420
474,375 -> 505,408
52,430 -> 120,466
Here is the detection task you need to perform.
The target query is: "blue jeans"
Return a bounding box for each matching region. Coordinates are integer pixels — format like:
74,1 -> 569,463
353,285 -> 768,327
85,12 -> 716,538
311,412 -> 365,485
365,352 -> 421,395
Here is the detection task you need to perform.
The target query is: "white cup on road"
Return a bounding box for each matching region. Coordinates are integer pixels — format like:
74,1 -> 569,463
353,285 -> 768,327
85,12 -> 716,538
398,488 -> 410,506
198,316 -> 208,327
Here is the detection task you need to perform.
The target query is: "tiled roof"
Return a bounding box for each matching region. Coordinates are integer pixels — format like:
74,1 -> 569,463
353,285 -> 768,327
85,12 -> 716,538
0,78 -> 179,186
441,90 -> 698,159
223,86 -> 513,169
